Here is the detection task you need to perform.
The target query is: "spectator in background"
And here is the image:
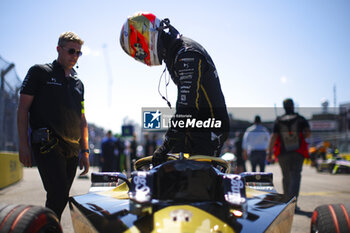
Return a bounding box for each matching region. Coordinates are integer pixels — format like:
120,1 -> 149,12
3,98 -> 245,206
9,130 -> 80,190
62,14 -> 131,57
151,134 -> 158,154
234,132 -> 246,173
143,133 -> 153,156
130,134 -> 138,171
116,136 -> 125,172
100,130 -> 117,172
242,115 -> 270,172
268,98 -> 311,211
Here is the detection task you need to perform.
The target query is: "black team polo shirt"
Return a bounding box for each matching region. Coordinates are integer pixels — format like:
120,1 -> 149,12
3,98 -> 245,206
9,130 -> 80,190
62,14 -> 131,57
20,60 -> 84,154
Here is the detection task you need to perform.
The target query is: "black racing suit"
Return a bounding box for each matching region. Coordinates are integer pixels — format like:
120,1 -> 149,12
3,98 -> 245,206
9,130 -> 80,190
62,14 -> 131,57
154,36 -> 229,162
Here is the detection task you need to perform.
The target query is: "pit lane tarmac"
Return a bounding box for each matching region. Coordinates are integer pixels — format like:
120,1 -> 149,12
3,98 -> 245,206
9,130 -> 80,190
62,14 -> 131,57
1,163 -> 349,233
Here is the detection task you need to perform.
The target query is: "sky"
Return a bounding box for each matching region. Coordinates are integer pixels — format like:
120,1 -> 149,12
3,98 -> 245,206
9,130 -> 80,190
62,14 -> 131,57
1,0 -> 349,134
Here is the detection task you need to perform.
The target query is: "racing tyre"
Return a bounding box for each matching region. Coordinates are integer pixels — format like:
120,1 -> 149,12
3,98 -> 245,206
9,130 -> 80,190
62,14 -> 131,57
311,203 -> 350,233
0,204 -> 62,233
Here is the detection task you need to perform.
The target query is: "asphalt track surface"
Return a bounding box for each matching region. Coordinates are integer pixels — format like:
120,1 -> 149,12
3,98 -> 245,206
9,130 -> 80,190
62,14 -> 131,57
1,162 -> 350,233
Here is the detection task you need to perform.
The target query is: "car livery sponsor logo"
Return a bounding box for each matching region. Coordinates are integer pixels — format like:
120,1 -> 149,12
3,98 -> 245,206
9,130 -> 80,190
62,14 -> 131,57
133,172 -> 150,194
224,174 -> 245,205
47,77 -> 62,86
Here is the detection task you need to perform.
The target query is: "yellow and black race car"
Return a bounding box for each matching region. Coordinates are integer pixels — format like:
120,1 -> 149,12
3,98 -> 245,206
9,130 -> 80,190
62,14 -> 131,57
2,155 -> 350,232
68,155 -> 296,233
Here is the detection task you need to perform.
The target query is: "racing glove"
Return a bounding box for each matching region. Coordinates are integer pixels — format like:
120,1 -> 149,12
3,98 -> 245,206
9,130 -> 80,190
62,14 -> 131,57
152,135 -> 173,166
152,145 -> 169,166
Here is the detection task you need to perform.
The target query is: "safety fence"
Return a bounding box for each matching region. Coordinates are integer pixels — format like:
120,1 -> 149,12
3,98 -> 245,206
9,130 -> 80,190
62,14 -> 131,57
0,56 -> 21,151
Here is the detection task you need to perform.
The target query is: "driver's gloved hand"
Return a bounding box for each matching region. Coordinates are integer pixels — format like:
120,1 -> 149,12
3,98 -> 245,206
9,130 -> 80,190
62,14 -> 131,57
152,145 -> 168,166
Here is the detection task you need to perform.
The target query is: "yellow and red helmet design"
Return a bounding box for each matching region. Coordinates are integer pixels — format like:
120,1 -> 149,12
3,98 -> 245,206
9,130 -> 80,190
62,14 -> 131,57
120,12 -> 162,66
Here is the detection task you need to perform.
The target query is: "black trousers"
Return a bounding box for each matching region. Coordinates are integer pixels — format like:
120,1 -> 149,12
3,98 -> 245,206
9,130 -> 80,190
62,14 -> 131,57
250,150 -> 267,172
278,151 -> 304,201
33,144 -> 79,220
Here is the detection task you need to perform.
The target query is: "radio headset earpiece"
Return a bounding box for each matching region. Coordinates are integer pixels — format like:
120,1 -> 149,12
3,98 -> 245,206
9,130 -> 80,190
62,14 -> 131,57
158,18 -> 170,31
158,67 -> 172,109
158,18 -> 181,38
156,17 -> 182,109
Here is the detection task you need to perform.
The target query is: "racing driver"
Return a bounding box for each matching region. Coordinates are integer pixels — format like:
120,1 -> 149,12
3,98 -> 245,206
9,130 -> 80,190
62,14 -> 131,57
120,12 -> 230,166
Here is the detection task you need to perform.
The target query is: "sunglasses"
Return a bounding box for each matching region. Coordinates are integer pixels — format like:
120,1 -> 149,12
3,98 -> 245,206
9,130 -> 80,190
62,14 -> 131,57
61,46 -> 83,57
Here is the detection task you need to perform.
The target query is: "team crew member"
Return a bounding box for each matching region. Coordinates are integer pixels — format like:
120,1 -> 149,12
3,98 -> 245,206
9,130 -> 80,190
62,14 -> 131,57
17,31 -> 89,220
120,13 -> 229,165
268,98 -> 310,210
242,115 -> 270,172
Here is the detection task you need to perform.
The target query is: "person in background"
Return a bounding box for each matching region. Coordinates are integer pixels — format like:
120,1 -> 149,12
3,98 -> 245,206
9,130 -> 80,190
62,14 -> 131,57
234,132 -> 247,173
17,31 -> 89,220
116,136 -> 126,171
100,130 -> 117,172
151,134 -> 158,154
130,134 -> 138,171
268,98 -> 311,211
242,115 -> 270,172
143,133 -> 153,156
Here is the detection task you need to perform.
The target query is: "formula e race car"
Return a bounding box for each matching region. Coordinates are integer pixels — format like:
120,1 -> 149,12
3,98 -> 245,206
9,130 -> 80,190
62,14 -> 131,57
316,156 -> 350,174
2,154 -> 350,232
68,154 -> 296,233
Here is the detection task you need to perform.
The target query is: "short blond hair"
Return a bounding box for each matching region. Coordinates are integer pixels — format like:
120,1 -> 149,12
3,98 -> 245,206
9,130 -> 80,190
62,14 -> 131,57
58,31 -> 84,47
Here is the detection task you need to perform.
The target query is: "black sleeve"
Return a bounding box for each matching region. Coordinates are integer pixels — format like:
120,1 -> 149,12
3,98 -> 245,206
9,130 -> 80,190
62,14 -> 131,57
160,52 -> 207,153
272,118 -> 280,134
81,82 -> 85,102
74,76 -> 85,102
20,65 -> 45,96
299,115 -> 310,130
173,51 -> 206,118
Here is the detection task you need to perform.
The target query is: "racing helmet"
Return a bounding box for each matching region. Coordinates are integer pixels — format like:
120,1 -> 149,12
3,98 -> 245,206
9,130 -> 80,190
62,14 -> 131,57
120,12 -> 162,66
